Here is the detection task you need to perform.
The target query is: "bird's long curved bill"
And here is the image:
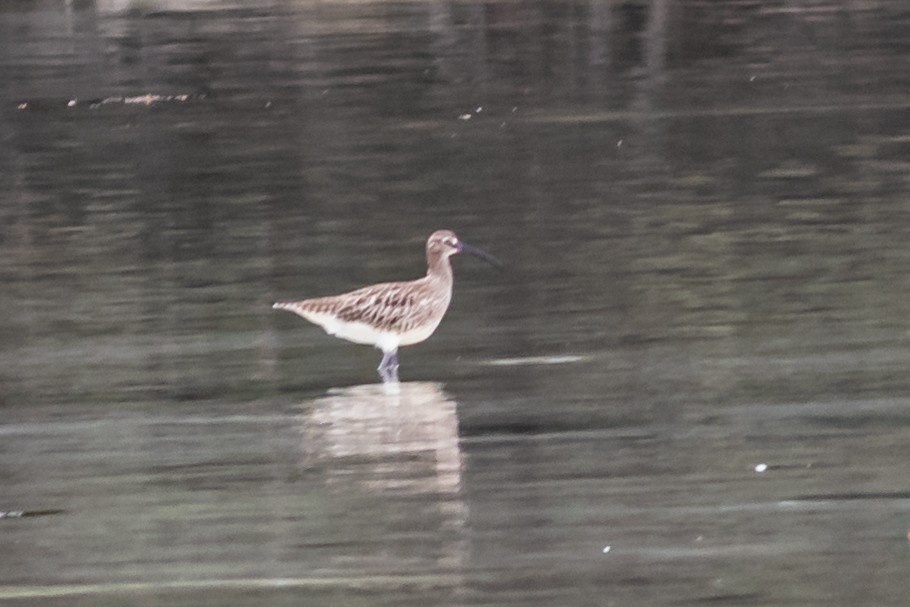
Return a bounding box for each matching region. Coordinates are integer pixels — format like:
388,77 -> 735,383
460,242 -> 503,269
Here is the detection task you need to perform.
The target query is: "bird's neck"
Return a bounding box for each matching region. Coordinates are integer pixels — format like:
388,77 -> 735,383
426,251 -> 454,285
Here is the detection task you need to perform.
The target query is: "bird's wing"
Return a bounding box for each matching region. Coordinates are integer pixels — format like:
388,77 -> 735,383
330,281 -> 434,331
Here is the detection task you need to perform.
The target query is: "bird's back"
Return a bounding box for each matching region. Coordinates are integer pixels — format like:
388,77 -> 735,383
274,277 -> 453,346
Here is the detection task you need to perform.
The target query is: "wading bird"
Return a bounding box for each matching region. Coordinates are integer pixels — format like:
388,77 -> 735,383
273,230 -> 500,382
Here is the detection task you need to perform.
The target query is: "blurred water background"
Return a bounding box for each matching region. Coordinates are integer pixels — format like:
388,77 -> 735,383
1,0 -> 910,604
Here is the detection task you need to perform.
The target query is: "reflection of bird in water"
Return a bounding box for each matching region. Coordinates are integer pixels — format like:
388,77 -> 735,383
300,381 -> 469,579
300,382 -> 464,495
273,230 -> 500,382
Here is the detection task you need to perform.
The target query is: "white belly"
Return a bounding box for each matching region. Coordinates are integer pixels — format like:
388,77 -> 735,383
301,310 -> 442,352
396,318 -> 444,346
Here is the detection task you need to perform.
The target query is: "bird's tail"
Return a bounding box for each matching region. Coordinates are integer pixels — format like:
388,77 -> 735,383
273,300 -> 319,323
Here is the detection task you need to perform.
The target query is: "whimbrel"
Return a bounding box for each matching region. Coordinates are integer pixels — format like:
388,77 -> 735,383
273,230 -> 500,382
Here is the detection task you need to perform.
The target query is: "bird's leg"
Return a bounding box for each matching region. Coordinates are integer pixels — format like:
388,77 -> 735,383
389,351 -> 399,382
377,350 -> 399,383
378,350 -> 393,373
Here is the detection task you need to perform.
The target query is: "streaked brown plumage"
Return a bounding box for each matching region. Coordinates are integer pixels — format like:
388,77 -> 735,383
273,230 -> 500,382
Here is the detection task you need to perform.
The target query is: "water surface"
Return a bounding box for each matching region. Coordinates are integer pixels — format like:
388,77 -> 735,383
2,0 -> 910,605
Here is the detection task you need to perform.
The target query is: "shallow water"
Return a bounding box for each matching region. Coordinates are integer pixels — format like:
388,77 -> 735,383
2,0 -> 910,604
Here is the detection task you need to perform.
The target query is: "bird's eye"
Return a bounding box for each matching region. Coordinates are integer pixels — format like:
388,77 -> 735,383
447,238 -> 458,247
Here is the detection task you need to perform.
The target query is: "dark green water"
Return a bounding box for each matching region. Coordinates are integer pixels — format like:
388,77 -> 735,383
2,1 -> 910,604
